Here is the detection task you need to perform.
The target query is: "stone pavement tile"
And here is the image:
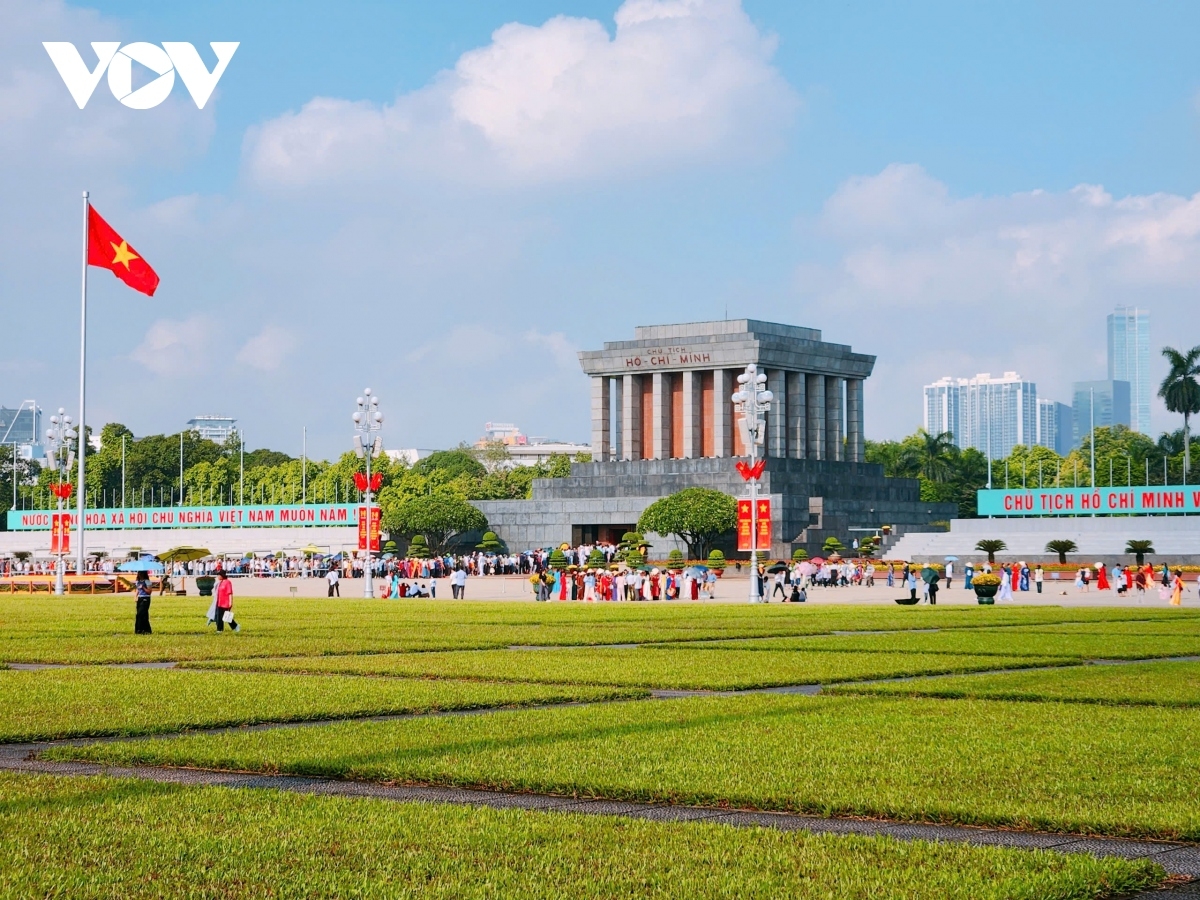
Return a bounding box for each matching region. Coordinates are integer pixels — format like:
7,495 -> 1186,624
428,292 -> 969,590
1151,848 -> 1200,878
1131,880 -> 1200,899
565,800 -> 727,822
707,810 -> 883,834
879,823 -> 1078,850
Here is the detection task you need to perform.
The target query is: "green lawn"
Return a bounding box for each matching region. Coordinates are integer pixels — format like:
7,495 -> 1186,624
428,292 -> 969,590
1,595 -> 1191,664
0,774 -> 1162,900
829,660 -> 1200,707
663,629 -> 1200,660
186,647 -> 1069,690
0,668 -> 641,741
51,693 -> 1200,840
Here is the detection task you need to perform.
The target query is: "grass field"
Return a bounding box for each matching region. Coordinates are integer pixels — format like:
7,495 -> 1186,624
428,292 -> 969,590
829,659 -> 1200,707
2,595 -> 1193,664
187,647 -> 1070,689
0,774 -> 1160,900
0,667 -> 642,741
51,692 -> 1200,840
665,629 -> 1200,659
10,596 -> 1200,895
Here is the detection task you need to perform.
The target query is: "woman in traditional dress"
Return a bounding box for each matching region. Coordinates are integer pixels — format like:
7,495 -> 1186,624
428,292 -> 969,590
1019,563 -> 1030,592
997,568 -> 1013,602
964,562 -> 974,590
1011,564 -> 1020,593
1096,562 -> 1110,591
1171,569 -> 1184,606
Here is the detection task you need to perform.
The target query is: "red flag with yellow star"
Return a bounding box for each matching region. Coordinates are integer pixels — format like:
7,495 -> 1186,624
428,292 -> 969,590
87,207 -> 159,296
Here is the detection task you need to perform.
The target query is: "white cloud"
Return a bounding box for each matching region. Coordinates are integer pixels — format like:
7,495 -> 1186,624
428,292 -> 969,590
236,324 -> 296,371
244,0 -> 796,187
803,164 -> 1200,438
129,316 -> 216,376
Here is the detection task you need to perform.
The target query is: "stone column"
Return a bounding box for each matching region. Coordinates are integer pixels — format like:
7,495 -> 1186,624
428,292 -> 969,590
612,376 -> 623,461
806,373 -> 825,460
622,373 -> 641,461
590,376 -> 610,461
767,369 -> 787,458
788,372 -> 806,459
825,376 -> 843,462
712,369 -> 729,457
682,370 -> 701,459
652,372 -> 670,460
847,378 -> 864,463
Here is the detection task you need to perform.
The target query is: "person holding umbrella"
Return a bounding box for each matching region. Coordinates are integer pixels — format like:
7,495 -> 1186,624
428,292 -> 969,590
921,565 -> 940,605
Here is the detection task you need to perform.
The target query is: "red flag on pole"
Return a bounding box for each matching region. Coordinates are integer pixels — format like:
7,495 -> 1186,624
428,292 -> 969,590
87,207 -> 159,296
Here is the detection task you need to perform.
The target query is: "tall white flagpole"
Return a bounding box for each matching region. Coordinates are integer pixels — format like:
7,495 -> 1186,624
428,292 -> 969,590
76,191 -> 89,576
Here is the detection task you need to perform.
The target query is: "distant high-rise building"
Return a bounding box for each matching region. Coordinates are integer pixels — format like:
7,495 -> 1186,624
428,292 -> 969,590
1037,399 -> 1073,455
187,415 -> 238,444
923,372 -> 1037,459
1107,306 -> 1150,434
0,401 -> 43,460
1072,380 -> 1131,447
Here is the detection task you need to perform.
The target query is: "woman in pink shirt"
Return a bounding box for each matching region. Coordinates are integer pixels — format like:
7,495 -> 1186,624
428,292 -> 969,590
215,570 -> 240,633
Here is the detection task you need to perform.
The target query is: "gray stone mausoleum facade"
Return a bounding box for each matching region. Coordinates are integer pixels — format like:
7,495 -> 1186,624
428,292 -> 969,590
475,320 -> 955,556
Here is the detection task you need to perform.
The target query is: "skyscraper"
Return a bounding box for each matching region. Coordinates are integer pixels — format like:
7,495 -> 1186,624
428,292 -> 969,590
1072,380 -> 1131,447
1107,306 -> 1150,434
923,372 -> 1037,459
1037,399 -> 1073,455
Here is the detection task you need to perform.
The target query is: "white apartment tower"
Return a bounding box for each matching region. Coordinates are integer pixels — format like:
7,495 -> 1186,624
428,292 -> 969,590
923,372 -> 1038,459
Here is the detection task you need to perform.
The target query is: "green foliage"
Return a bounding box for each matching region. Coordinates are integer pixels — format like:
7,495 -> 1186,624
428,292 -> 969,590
407,535 -> 431,559
414,449 -> 487,481
975,539 -> 1006,564
548,549 -> 569,570
586,548 -> 606,568
624,551 -> 645,569
476,531 -> 503,552
791,548 -> 808,561
867,433 -> 988,518
1126,540 -> 1155,564
667,549 -> 684,566
1044,539 -> 1078,564
707,550 -> 726,571
636,488 -> 737,560
858,536 -> 879,558
822,537 -> 845,556
383,494 -> 487,554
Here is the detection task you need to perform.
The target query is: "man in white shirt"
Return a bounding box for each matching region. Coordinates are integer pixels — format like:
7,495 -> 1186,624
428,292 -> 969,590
451,567 -> 468,599
326,566 -> 340,597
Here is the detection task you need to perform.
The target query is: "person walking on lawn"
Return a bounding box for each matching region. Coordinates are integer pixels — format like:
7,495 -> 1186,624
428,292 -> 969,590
215,570 -> 240,632
134,570 -> 153,635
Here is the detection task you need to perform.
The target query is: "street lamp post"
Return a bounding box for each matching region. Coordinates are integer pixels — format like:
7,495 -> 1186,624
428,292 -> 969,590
353,388 -> 384,599
731,364 -> 772,603
44,409 -> 77,596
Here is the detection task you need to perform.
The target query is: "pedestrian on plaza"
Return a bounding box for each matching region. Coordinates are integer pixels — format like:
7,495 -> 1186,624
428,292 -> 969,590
134,570 -> 153,635
886,563 -> 895,588
704,569 -> 717,599
1096,562 -> 1110,591
1074,568 -> 1085,592
772,569 -> 786,599
583,569 -> 597,602
1019,563 -> 1030,592
944,561 -> 953,589
1171,569 -> 1184,606
214,570 -> 239,633
964,562 -> 974,590
327,565 -> 340,597
451,566 -> 467,599
1034,564 -> 1044,594
997,569 -> 1013,602
923,566 -> 939,605
906,569 -> 917,602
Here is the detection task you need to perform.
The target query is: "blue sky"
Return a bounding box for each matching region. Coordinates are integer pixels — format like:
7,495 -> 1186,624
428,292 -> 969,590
4,0 -> 1200,459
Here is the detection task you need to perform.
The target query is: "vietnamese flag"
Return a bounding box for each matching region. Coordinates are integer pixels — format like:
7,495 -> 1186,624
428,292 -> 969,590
87,206 -> 159,296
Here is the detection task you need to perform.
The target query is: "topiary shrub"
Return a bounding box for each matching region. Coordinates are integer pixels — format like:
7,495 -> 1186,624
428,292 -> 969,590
548,549 -> 569,570
476,530 -> 503,552
624,551 -> 645,569
791,548 -> 808,561
707,549 -> 726,571
667,548 -> 684,566
408,535 -> 431,559
586,548 -> 606,568
822,537 -> 845,556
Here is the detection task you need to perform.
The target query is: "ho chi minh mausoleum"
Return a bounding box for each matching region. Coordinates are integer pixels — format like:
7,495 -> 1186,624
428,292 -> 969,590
474,320 -> 955,557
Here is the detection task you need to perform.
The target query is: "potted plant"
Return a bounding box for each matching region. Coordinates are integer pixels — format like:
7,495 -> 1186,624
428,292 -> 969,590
972,573 -> 1002,604
707,549 -> 726,577
195,575 -> 216,597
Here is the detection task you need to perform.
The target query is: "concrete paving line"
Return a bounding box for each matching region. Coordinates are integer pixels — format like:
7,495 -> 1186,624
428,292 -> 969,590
1,754 -> 1197,881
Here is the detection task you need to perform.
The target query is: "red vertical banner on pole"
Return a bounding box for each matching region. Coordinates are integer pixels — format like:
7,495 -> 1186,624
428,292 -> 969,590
756,498 -> 771,548
50,514 -> 61,554
736,500 -> 752,551
368,506 -> 381,552
357,506 -> 368,550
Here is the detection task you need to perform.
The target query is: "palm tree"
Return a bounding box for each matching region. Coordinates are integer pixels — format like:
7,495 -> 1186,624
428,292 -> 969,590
974,539 -> 1006,564
1125,540 -> 1154,565
1044,539 -> 1078,565
902,429 -> 957,482
1159,346 -> 1200,479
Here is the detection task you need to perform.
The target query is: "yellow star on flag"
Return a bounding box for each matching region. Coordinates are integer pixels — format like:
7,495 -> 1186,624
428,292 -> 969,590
110,240 -> 139,270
